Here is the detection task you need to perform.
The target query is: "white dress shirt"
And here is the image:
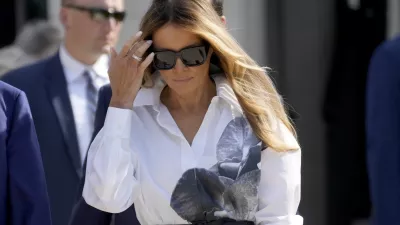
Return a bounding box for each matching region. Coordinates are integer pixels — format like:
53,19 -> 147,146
83,74 -> 303,225
59,45 -> 110,163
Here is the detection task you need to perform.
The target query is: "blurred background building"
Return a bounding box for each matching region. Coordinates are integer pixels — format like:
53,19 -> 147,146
1,0 -> 400,225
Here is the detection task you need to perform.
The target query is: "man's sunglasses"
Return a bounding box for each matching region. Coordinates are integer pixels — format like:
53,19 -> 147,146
63,4 -> 126,22
153,44 -> 210,70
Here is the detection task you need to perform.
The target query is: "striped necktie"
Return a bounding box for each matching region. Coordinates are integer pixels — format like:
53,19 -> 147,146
83,70 -> 97,124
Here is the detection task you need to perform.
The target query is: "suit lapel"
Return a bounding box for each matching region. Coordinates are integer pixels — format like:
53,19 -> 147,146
45,54 -> 82,177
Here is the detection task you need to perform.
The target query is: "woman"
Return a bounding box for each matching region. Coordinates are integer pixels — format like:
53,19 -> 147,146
82,0 -> 302,224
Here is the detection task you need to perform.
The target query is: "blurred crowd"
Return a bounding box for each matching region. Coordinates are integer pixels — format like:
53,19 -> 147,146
0,19 -> 63,75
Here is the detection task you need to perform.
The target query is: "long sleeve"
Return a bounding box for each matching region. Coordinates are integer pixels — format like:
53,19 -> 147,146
255,123 -> 302,225
69,85 -> 113,225
7,91 -> 52,225
83,107 -> 140,214
79,84 -> 111,198
366,41 -> 400,225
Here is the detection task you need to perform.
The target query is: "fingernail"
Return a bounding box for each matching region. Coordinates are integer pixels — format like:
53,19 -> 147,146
135,31 -> 143,37
146,40 -> 152,45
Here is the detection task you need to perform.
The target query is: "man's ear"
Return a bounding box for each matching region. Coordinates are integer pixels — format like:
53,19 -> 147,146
220,16 -> 226,26
59,7 -> 69,29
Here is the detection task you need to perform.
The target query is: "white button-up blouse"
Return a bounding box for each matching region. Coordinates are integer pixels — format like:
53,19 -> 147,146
82,74 -> 303,225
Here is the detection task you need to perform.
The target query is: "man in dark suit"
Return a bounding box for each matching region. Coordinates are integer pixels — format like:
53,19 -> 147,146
323,1 -> 386,224
69,1 -> 225,224
0,81 -> 52,225
1,0 -> 125,225
366,36 -> 400,225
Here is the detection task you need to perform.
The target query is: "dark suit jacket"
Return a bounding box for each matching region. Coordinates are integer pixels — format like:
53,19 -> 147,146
69,84 -> 140,225
366,36 -> 400,225
322,1 -> 386,224
0,81 -> 52,225
1,54 -> 82,225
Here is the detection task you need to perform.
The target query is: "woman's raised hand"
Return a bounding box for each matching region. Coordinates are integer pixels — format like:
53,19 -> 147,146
108,31 -> 154,109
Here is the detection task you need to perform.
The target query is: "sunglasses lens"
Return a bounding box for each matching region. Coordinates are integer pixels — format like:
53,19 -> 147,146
114,12 -> 126,22
91,10 -> 108,21
181,46 -> 207,66
154,51 -> 176,70
91,10 -> 125,22
153,45 -> 208,70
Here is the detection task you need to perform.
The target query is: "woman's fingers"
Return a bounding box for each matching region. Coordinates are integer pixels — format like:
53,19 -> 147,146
120,31 -> 143,57
126,40 -> 145,59
108,47 -> 118,77
133,40 -> 153,58
110,47 -> 118,60
126,39 -> 152,60
138,52 -> 155,73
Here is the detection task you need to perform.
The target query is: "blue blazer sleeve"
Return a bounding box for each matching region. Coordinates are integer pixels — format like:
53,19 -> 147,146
366,41 -> 400,225
7,91 -> 52,225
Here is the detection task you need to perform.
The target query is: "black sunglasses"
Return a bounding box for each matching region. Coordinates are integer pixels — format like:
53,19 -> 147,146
63,4 -> 126,22
153,44 -> 210,70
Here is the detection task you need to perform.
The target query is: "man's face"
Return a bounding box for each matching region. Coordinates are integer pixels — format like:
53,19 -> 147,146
61,0 -> 124,55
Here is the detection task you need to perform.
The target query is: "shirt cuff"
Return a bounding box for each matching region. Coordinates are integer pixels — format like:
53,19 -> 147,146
103,107 -> 133,139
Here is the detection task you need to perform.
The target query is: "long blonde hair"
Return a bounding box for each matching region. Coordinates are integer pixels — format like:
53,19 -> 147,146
139,0 -> 299,151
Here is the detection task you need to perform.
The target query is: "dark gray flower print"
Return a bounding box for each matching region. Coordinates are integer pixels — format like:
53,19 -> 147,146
170,116 -> 263,223
215,169 -> 261,221
170,168 -> 225,222
216,117 -> 260,164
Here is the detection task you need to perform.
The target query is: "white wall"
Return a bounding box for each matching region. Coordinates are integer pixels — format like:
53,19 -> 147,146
114,0 -> 151,50
223,0 -> 268,67
48,0 -> 61,23
387,0 -> 400,39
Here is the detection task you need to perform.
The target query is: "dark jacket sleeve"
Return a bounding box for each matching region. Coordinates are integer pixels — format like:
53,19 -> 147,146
366,40 -> 400,225
7,90 -> 52,225
68,85 -> 113,225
